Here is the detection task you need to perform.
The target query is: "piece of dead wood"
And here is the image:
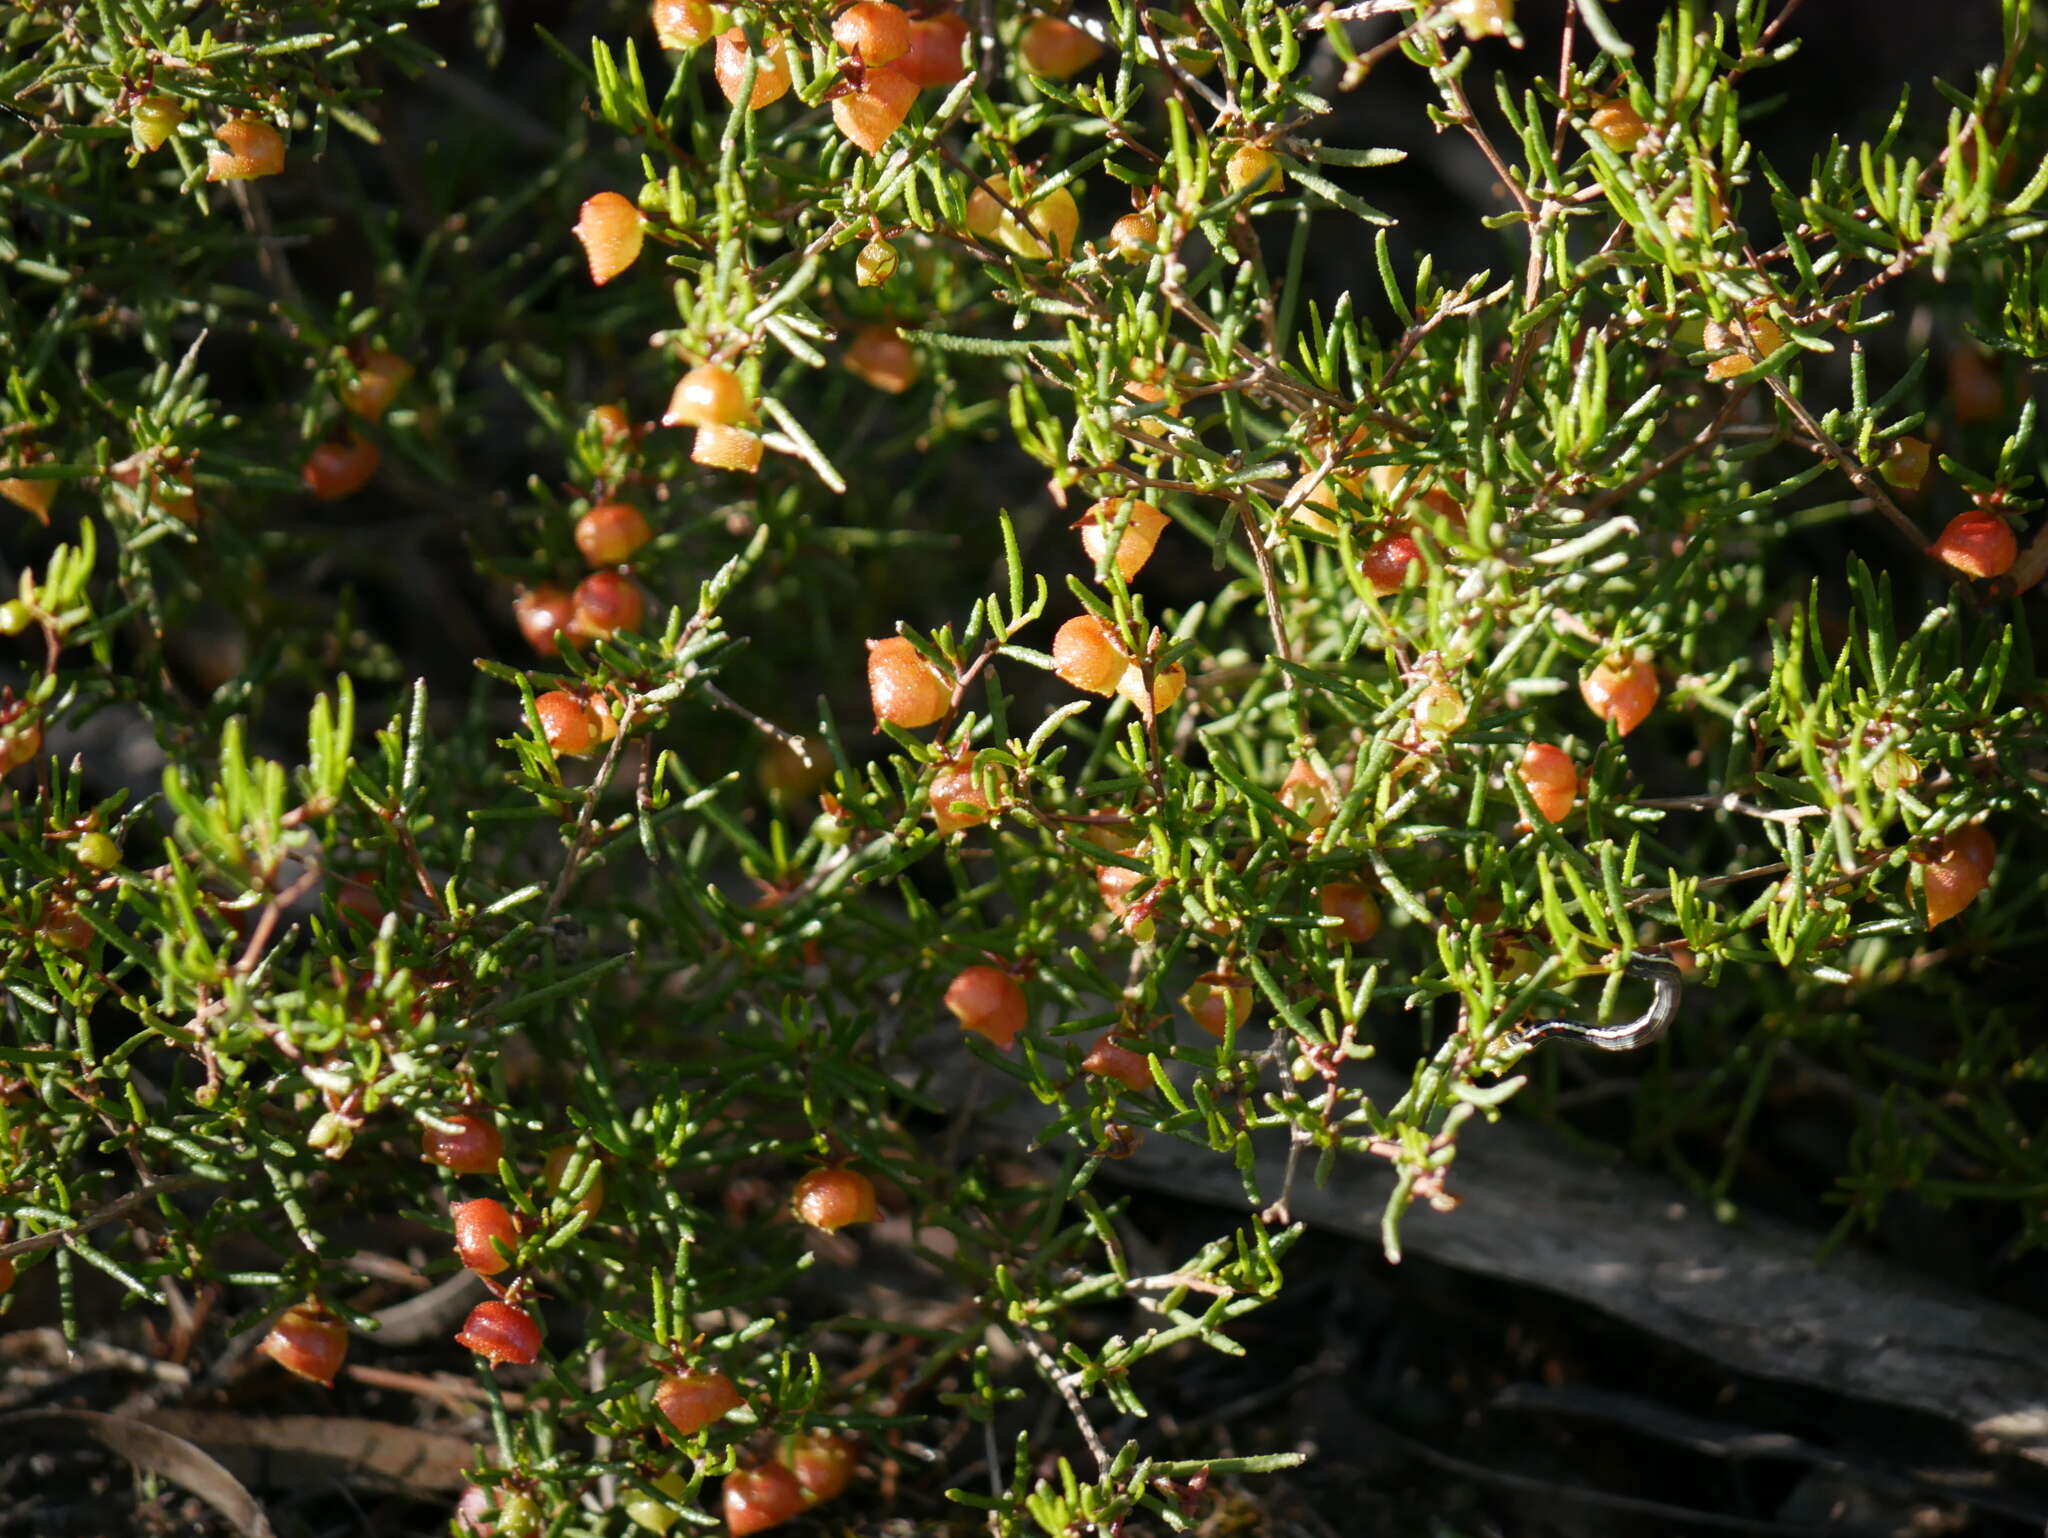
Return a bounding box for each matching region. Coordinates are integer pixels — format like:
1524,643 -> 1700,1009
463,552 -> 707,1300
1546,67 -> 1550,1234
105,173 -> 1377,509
944,1059 -> 2048,1468
0,1408 -> 276,1538
139,1409 -> 473,1497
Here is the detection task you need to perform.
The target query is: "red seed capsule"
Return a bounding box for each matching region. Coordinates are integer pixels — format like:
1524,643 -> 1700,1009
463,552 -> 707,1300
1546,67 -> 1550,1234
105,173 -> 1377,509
574,192 -> 645,286
655,1369 -> 745,1436
1921,824 -> 1995,927
653,0 -> 717,49
340,349 -> 412,421
1948,350 -> 2003,423
207,117 -> 284,181
1079,498 -> 1168,583
866,637 -> 951,728
1517,742 -> 1576,823
1581,655 -> 1659,737
570,570 -> 646,639
715,29 -> 793,109
833,1 -> 911,64
781,1430 -> 856,1504
453,1198 -> 521,1276
897,11 -> 969,87
1020,15 -> 1102,78
514,585 -> 577,657
664,364 -> 752,428
1082,1036 -> 1152,1093
0,1256 -> 14,1295
791,1167 -> 879,1231
844,325 -> 919,394
1183,971 -> 1253,1038
536,691 -> 601,758
260,1301 -> 348,1387
574,502 -> 653,567
301,434 -> 380,500
929,753 -> 991,835
724,1463 -> 808,1537
945,964 -> 1027,1048
1052,614 -> 1127,696
1318,882 -> 1382,945
1928,510 -> 2017,579
1361,535 -> 1421,596
423,1113 -> 504,1174
457,1300 -> 542,1366
832,66 -> 917,154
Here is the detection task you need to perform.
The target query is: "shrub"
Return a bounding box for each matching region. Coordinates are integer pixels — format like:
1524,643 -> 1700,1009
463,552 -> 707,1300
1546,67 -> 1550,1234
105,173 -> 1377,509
3,0 -> 2046,1533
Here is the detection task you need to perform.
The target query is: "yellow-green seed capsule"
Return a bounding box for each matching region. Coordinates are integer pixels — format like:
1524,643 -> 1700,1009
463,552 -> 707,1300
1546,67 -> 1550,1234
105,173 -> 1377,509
856,238 -> 897,287
73,832 -> 120,870
131,95 -> 187,153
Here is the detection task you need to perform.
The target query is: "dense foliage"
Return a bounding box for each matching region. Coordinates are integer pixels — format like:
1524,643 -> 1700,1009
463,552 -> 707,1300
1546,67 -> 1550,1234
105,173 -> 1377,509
4,0 -> 2046,1533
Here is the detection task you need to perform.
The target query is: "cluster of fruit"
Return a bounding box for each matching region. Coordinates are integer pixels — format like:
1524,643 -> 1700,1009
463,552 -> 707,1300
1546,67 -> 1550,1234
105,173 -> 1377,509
256,1111 -> 878,1534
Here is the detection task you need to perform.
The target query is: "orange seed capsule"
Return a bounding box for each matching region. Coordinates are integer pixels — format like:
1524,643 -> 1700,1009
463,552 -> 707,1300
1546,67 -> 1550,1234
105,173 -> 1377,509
945,964 -> 1027,1048
301,434 -> 380,501
1921,825 -> 1995,927
1318,882 -> 1382,945
791,1167 -> 879,1231
1079,498 -> 1168,583
260,1302 -> 347,1387
782,1431 -> 855,1505
574,502 -> 653,567
1587,97 -> 1646,151
341,349 -> 413,421
570,570 -> 646,639
1225,144 -> 1283,196
1052,614 -> 1127,696
715,28 -> 793,109
1928,510 -> 2016,579
664,364 -> 751,428
929,752 -> 992,835
1581,655 -> 1659,737
207,117 -> 284,181
1020,15 -> 1102,78
833,1 -> 911,64
866,637 -> 951,728
1082,1036 -> 1152,1094
898,11 -> 970,87
1109,212 -> 1158,260
1115,661 -> 1187,714
574,193 -> 645,286
656,1370 -> 745,1436
1279,758 -> 1336,830
833,66 -> 917,154
514,584 -> 577,657
1517,742 -> 1576,823
691,423 -> 765,473
844,325 -> 919,394
1448,0 -> 1513,39
724,1464 -> 808,1538
1948,350 -> 2003,424
1183,972 -> 1253,1038
653,0 -> 719,48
